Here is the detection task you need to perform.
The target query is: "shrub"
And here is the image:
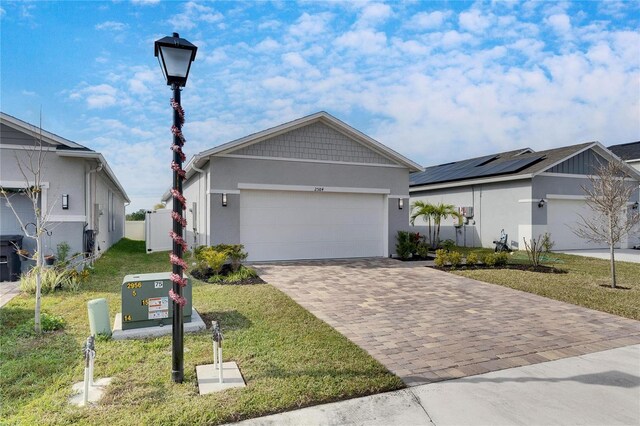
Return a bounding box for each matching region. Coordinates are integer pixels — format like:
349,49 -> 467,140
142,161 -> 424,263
199,247 -> 228,274
416,242 -> 430,259
440,239 -> 456,251
448,251 -> 462,268
465,252 -> 479,266
541,233 -> 555,252
208,266 -> 258,284
214,244 -> 248,271
55,242 -> 71,265
523,235 -> 545,267
434,249 -> 448,267
16,312 -> 66,336
193,245 -> 209,262
482,253 -> 497,267
396,231 -> 413,260
495,252 -> 509,266
19,267 -> 75,294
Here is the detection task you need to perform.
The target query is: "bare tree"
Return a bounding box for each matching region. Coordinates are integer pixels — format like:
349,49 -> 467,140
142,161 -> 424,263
0,117 -> 55,333
572,160 -> 640,288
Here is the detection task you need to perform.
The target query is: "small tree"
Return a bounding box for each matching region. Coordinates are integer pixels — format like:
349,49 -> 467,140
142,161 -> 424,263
431,202 -> 462,248
572,160 -> 640,288
0,118 -> 55,333
410,201 -> 436,247
126,209 -> 146,221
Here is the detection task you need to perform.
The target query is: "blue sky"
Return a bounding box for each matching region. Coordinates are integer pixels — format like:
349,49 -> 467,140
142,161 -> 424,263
1,0 -> 639,212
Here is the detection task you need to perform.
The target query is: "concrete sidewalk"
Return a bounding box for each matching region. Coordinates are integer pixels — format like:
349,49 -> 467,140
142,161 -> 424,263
0,281 -> 20,308
559,249 -> 640,263
234,344 -> 640,426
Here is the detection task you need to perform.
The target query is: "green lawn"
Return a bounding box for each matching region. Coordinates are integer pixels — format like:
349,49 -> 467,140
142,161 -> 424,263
0,240 -> 403,425
449,248 -> 640,321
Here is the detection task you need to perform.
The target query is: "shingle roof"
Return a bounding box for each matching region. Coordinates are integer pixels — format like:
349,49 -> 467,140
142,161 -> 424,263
608,141 -> 640,161
410,142 -> 594,187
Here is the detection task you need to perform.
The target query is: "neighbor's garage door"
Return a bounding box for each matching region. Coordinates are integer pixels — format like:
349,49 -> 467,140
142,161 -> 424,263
240,190 -> 385,261
547,199 -> 609,250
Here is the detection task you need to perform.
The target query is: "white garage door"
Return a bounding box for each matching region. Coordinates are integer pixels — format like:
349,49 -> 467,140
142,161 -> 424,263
547,199 -> 609,250
240,190 -> 385,261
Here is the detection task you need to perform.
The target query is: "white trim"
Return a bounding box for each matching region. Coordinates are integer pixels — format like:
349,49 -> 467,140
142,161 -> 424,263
625,158 -> 640,163
48,215 -> 87,222
538,172 -> 594,179
237,183 -> 390,194
208,189 -> 241,194
410,174 -> 532,192
518,199 -> 539,203
388,195 -> 409,199
0,144 -> 57,151
383,194 -> 389,257
217,153 -> 406,169
1,112 -> 86,149
546,194 -> 587,200
0,180 -> 50,189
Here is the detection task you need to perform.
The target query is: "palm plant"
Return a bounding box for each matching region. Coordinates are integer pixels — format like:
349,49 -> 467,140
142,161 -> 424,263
410,201 -> 436,247
431,202 -> 462,247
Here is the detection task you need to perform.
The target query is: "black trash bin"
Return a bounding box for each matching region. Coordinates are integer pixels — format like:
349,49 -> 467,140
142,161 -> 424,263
0,235 -> 24,282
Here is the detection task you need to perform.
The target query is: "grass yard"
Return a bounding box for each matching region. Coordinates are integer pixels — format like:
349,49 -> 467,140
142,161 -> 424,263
449,249 -> 640,320
0,240 -> 403,425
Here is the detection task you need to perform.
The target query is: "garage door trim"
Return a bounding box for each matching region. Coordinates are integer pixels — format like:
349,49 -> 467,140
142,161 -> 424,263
238,182 -> 390,195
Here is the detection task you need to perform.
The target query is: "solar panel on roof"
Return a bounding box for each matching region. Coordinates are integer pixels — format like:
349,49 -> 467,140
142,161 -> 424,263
411,155 -> 544,186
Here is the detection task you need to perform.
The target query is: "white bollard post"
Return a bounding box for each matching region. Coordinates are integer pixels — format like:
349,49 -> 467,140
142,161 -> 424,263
83,365 -> 90,406
89,350 -> 95,386
218,346 -> 223,383
213,341 -> 218,369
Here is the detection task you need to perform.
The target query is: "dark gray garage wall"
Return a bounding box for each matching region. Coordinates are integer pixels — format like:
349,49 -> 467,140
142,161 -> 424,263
208,156 -> 411,255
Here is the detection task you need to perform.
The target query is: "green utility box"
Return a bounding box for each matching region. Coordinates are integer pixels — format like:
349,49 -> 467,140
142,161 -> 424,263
121,272 -> 192,330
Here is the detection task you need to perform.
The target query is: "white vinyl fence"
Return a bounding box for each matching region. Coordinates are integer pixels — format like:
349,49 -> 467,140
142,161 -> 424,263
125,221 -> 145,241
145,209 -> 173,253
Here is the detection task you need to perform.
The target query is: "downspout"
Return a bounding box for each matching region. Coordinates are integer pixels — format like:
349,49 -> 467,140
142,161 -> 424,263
192,158 -> 206,247
85,162 -> 103,255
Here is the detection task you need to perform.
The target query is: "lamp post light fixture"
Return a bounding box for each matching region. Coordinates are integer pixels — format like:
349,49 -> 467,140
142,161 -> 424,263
154,32 -> 197,384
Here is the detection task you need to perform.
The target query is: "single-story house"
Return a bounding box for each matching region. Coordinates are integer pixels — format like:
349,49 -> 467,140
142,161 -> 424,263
409,142 -> 640,251
0,112 -> 130,260
173,111 -> 422,261
609,141 -> 640,175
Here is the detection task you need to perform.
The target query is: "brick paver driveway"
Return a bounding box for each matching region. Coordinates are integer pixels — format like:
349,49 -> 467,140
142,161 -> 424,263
255,258 -> 640,386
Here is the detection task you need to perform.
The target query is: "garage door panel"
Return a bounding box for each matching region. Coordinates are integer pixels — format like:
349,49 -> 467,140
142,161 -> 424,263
240,190 -> 384,261
548,199 -> 609,250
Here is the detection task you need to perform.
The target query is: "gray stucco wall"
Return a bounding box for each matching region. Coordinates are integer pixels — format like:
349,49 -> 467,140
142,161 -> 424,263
410,179 -> 532,249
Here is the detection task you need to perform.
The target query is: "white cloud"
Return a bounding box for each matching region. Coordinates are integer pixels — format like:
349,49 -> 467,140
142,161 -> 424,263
289,12 -> 332,38
69,84 -> 118,109
95,21 -> 127,31
546,13 -> 572,35
262,76 -> 302,92
458,9 -> 491,33
255,37 -> 280,52
167,1 -> 223,30
355,2 -> 392,28
407,11 -> 451,30
131,0 -> 160,5
334,29 -> 387,54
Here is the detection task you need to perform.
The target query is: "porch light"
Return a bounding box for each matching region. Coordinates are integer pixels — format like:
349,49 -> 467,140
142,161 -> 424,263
538,199 -> 546,208
398,198 -> 404,209
154,32 -> 198,87
633,201 -> 639,210
222,193 -> 228,207
62,194 -> 69,210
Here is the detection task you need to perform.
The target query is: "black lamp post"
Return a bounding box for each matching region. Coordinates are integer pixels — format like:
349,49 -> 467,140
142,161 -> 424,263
154,32 -> 197,384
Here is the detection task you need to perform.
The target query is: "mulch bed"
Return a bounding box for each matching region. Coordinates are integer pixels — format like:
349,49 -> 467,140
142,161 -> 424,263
428,264 -> 568,274
189,264 -> 265,285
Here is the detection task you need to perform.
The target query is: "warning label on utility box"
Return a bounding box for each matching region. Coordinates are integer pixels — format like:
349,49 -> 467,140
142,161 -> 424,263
148,297 -> 169,319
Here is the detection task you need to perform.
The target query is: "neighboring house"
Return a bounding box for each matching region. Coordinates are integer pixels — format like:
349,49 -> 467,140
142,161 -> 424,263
609,141 -> 640,175
410,142 -> 640,251
174,111 -> 421,261
0,112 -> 130,259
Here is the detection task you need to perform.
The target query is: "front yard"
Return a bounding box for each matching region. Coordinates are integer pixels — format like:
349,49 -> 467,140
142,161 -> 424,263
0,240 -> 403,425
447,248 -> 640,321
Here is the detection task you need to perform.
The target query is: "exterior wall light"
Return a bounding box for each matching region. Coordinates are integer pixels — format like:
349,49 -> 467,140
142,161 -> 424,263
62,194 -> 69,210
633,201 -> 639,210
222,193 -> 228,207
538,199 -> 546,208
398,198 -> 404,210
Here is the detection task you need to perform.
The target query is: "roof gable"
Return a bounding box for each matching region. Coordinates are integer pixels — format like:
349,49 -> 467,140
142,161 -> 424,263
0,112 -> 90,150
230,121 -> 396,166
189,111 -> 422,172
544,148 -> 606,175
